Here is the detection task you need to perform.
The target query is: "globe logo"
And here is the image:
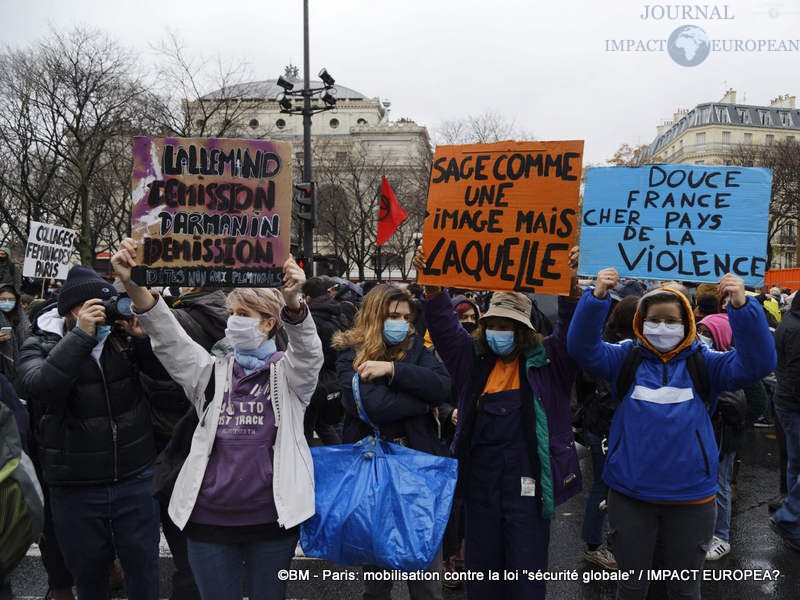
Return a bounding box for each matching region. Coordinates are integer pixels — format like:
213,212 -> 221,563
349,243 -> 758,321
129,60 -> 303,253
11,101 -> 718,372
667,25 -> 711,67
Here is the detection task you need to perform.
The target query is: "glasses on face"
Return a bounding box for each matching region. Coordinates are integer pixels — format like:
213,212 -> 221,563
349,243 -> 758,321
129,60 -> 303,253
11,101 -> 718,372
644,319 -> 684,331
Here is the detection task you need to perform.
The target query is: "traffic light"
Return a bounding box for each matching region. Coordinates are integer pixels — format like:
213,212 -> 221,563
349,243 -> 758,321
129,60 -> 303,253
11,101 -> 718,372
293,181 -> 316,225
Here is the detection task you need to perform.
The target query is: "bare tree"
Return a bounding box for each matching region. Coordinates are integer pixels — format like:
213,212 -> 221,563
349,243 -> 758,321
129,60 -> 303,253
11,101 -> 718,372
0,47 -> 65,242
727,139 -> 800,266
434,110 -> 535,145
148,31 -> 268,138
0,27 -> 150,266
313,136 -> 431,281
607,142 -> 650,166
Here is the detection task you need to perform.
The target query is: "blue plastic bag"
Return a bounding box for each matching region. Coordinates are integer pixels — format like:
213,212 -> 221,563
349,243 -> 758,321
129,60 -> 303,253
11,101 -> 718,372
300,374 -> 458,571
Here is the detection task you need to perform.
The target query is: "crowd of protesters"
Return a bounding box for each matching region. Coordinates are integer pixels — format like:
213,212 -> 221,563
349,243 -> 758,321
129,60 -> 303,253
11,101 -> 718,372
0,239 -> 798,600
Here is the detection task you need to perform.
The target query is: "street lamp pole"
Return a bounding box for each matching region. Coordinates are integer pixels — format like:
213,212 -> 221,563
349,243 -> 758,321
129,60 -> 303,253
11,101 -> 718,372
278,0 -> 337,278
302,0 -> 313,277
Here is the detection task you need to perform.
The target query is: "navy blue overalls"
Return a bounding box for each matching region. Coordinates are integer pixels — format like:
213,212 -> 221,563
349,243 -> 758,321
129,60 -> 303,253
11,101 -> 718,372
464,359 -> 550,600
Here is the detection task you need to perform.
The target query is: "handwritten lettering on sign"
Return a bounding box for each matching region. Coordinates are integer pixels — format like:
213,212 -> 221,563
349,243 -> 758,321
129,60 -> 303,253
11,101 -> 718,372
578,165 -> 772,285
418,140 -> 584,294
130,137 -> 292,287
22,221 -> 76,281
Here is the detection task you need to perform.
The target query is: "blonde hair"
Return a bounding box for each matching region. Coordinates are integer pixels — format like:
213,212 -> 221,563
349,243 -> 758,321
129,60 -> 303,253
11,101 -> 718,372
226,288 -> 284,338
332,284 -> 415,368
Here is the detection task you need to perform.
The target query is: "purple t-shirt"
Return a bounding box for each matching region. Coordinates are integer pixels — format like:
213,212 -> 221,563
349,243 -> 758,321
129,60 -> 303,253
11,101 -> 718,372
190,353 -> 283,527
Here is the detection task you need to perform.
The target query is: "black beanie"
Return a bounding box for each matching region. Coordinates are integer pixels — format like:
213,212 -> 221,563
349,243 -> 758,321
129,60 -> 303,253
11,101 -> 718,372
57,265 -> 115,316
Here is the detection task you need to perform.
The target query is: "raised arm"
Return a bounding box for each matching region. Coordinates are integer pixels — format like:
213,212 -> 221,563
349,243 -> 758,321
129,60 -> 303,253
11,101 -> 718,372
276,257 -> 323,402
111,239 -> 214,404
702,273 -> 777,392
567,268 -> 629,381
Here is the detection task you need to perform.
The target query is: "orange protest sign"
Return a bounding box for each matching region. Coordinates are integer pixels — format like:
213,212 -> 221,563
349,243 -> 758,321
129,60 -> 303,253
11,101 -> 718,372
418,140 -> 584,294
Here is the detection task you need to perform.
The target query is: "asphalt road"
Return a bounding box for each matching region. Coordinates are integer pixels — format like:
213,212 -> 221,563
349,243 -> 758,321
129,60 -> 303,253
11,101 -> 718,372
9,427 -> 800,599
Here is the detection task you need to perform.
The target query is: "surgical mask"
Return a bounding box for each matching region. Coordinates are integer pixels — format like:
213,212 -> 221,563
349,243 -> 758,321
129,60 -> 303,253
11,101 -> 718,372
643,321 -> 685,352
94,324 -> 112,343
225,315 -> 267,350
383,320 -> 409,345
486,330 -> 515,356
698,334 -> 714,349
0,300 -> 15,312
462,322 -> 478,334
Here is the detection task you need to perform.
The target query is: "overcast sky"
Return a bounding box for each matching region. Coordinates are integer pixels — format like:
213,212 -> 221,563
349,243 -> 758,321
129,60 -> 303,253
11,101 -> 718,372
1,0 -> 798,165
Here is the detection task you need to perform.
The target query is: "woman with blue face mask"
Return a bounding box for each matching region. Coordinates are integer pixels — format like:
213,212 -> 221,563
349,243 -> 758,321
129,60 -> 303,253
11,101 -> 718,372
413,246 -> 583,600
333,283 -> 452,600
0,284 -> 30,392
112,238 -> 323,600
567,269 -> 776,600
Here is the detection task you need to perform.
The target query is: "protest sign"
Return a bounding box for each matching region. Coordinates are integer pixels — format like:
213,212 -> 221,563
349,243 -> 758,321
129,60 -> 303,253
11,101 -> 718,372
417,140 -> 584,294
130,137 -> 292,287
579,165 -> 772,286
22,221 -> 76,281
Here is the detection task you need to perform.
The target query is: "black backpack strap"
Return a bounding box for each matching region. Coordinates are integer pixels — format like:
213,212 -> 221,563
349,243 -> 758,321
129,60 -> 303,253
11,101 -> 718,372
203,373 -> 215,409
686,351 -> 711,411
615,345 -> 643,404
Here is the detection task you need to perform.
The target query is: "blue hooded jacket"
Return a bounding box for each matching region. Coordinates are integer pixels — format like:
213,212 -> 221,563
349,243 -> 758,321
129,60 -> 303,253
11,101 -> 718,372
567,288 -> 776,502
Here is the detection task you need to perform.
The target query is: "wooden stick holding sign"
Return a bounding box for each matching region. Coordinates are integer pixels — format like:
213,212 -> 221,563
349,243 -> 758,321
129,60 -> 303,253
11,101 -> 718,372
417,140 -> 583,294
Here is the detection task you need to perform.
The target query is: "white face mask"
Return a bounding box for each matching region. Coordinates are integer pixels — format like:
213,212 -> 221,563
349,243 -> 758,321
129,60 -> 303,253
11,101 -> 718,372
643,320 -> 685,352
225,315 -> 266,350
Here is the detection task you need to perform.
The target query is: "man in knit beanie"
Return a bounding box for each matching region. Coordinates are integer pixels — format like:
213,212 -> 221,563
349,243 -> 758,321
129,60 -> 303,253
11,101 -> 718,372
16,264 -> 161,600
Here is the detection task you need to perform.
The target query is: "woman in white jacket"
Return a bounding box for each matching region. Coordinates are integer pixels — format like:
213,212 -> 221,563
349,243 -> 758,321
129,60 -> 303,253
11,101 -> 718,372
112,238 -> 323,600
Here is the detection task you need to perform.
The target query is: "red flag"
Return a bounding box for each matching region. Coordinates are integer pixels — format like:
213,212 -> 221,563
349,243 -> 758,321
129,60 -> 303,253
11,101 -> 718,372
377,175 -> 407,246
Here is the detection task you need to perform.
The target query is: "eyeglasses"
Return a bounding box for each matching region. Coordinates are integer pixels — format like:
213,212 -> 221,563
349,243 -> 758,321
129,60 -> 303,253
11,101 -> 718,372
643,320 -> 683,331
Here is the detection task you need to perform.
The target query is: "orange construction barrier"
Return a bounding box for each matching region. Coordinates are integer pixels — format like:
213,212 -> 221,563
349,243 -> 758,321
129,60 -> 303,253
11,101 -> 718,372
764,268 -> 800,288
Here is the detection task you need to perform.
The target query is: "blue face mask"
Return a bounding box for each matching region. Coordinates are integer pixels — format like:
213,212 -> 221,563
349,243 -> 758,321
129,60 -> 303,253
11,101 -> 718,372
486,329 -> 516,356
383,319 -> 409,345
0,300 -> 15,312
698,334 -> 714,349
94,324 -> 112,343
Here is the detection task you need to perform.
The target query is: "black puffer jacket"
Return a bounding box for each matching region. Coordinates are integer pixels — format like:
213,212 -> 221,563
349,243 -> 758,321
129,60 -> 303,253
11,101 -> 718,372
17,307 -> 156,486
170,290 -> 229,351
337,335 -> 452,456
774,292 -> 800,413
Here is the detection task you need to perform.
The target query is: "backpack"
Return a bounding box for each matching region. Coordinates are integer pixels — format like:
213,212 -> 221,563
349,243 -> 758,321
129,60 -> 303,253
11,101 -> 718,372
0,400 -> 43,577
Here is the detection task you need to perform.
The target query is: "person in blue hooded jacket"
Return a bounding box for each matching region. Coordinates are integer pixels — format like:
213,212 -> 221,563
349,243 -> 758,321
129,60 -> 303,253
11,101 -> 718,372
567,269 -> 776,600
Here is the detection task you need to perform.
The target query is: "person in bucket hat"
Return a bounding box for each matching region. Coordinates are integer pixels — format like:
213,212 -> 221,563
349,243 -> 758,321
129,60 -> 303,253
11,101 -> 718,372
414,246 -> 583,600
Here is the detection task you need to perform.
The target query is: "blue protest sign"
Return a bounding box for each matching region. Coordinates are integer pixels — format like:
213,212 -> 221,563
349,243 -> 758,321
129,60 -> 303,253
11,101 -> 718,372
579,165 -> 772,286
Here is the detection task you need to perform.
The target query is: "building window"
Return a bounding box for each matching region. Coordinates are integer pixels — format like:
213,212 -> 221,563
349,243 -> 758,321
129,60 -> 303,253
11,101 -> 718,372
248,119 -> 259,129
329,118 -> 340,129
766,134 -> 775,146
759,111 -> 771,125
276,119 -> 286,129
784,251 -> 796,268
738,109 -> 751,124
335,152 -> 348,161
715,107 -> 730,123
744,132 -> 752,147
695,132 -> 706,152
780,112 -> 793,127
722,131 -> 731,152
